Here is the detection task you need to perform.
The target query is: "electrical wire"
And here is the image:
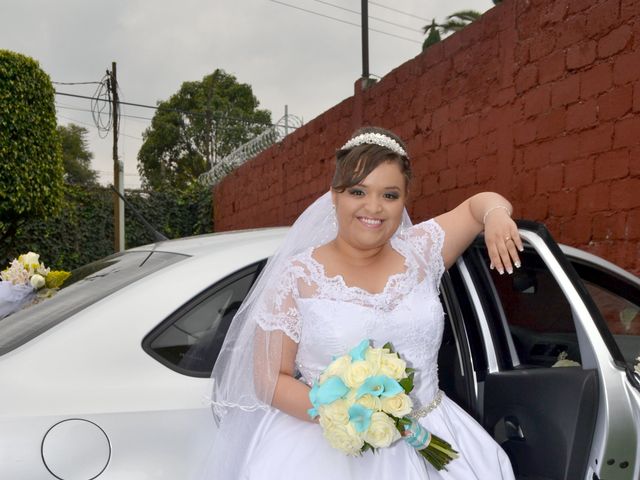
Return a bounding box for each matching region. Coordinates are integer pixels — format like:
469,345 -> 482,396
52,81 -> 103,85
55,91 -> 278,127
369,1 -> 430,22
268,0 -> 421,44
91,73 -> 113,139
309,0 -> 422,33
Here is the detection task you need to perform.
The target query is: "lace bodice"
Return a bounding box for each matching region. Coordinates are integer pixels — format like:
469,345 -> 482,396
256,219 -> 446,406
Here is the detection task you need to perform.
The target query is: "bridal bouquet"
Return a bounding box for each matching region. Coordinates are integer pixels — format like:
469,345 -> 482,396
308,339 -> 458,471
0,252 -> 70,319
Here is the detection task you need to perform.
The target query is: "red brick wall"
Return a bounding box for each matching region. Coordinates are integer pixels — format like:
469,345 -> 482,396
214,0 -> 640,275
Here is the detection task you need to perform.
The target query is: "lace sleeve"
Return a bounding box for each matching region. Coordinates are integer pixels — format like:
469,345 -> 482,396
403,219 -> 446,286
254,259 -> 304,343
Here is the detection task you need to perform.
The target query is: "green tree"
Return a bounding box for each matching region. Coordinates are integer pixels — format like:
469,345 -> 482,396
138,69 -> 271,191
57,123 -> 98,186
422,10 -> 482,51
0,50 -> 63,256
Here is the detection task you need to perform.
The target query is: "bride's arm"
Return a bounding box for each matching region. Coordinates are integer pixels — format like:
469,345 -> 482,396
270,333 -> 317,423
434,192 -> 523,273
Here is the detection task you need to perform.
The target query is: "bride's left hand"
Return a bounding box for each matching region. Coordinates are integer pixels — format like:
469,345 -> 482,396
483,212 -> 523,275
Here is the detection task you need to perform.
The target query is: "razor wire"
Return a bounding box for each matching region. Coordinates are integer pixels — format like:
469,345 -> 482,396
199,113 -> 303,186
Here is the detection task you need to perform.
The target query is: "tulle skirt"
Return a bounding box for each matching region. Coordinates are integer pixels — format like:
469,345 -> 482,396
239,394 -> 515,480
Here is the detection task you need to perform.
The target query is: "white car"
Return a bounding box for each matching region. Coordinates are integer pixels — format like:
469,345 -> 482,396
0,223 -> 638,480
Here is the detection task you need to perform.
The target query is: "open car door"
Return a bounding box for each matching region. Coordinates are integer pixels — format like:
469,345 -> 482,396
441,222 -> 640,480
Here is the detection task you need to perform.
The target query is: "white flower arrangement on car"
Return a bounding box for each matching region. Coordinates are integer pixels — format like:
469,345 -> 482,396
307,339 -> 459,471
0,251 -> 70,319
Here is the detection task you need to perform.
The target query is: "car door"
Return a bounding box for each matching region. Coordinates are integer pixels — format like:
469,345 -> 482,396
443,222 -> 640,480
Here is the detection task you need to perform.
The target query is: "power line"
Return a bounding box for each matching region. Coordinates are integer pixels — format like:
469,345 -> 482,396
57,103 -> 154,122
56,113 -> 144,141
55,90 -> 279,127
53,81 -> 103,86
369,1 -> 429,22
309,0 -> 421,33
268,0 -> 421,44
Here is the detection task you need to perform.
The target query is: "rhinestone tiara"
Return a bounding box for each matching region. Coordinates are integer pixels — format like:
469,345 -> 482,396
340,132 -> 408,158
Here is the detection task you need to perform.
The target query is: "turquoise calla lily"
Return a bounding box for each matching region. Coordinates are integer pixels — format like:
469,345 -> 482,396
316,376 -> 350,405
348,403 -> 373,433
349,339 -> 370,361
355,375 -> 404,399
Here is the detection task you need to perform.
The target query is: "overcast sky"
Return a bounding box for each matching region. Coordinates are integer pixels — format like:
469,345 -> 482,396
1,0 -> 494,189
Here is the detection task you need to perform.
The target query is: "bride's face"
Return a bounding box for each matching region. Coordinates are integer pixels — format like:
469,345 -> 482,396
332,160 -> 407,251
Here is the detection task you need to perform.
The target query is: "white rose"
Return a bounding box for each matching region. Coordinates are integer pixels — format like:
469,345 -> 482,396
362,412 -> 401,448
322,422 -> 364,456
364,348 -> 384,373
380,353 -> 407,380
343,360 -> 377,389
357,394 -> 382,412
19,252 -> 40,268
380,393 -> 413,417
318,399 -> 350,426
320,355 -> 352,383
29,274 -> 46,290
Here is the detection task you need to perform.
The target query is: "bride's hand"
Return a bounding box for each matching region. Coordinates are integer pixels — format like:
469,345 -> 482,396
484,211 -> 523,275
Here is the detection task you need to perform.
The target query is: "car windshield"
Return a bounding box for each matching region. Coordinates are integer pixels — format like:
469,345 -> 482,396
0,250 -> 187,356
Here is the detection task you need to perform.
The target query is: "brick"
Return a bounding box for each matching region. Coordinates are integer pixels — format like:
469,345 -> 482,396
551,75 -> 580,106
460,115 -> 479,142
538,51 -> 566,84
558,14 -> 588,49
467,135 -> 485,160
635,81 -> 640,112
447,143 -> 466,166
549,190 -> 577,216
585,0 -> 621,38
441,121 -> 461,147
621,0 -> 640,20
599,85 -> 633,120
540,0 -> 569,26
514,121 -> 537,146
580,63 -> 613,99
521,195 -> 549,221
614,117 -> 640,148
579,123 -> 614,155
432,105 -> 449,129
515,64 -> 538,93
536,108 -> 567,139
592,212 -> 628,240
611,178 -> 640,209
438,168 -> 456,189
537,164 -> 564,192
613,50 -> 640,85
561,214 -> 592,244
457,163 -> 476,187
549,135 -> 580,163
578,182 -> 610,212
598,25 -> 633,58
477,154 -> 497,183
567,99 -> 598,130
627,209 -> 640,239
567,41 -> 597,70
530,33 -> 557,61
567,0 -> 591,15
631,147 -> 640,175
594,149 -> 630,180
523,85 -> 551,117
565,157 -> 594,188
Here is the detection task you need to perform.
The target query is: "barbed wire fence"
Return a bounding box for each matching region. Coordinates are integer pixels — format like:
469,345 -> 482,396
198,111 -> 303,186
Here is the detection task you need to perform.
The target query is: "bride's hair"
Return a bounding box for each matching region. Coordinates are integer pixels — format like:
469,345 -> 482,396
332,126 -> 412,192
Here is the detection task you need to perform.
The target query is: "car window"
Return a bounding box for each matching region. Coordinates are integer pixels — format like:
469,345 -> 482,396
0,250 -> 187,356
470,246 -> 583,369
145,263 -> 262,377
571,260 -> 640,369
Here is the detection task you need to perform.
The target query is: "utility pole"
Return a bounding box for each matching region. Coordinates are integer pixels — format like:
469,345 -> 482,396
109,62 -> 124,252
361,0 -> 370,87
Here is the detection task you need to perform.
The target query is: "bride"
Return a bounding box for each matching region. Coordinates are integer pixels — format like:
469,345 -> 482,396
202,126 -> 521,479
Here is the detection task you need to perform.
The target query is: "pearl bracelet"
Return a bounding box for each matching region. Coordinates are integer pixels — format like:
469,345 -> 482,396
482,205 -> 512,225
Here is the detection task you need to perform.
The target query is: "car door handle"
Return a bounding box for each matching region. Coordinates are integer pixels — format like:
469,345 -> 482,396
504,416 -> 525,441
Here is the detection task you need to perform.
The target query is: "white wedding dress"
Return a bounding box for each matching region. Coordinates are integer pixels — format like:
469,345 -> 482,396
238,219 -> 515,479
